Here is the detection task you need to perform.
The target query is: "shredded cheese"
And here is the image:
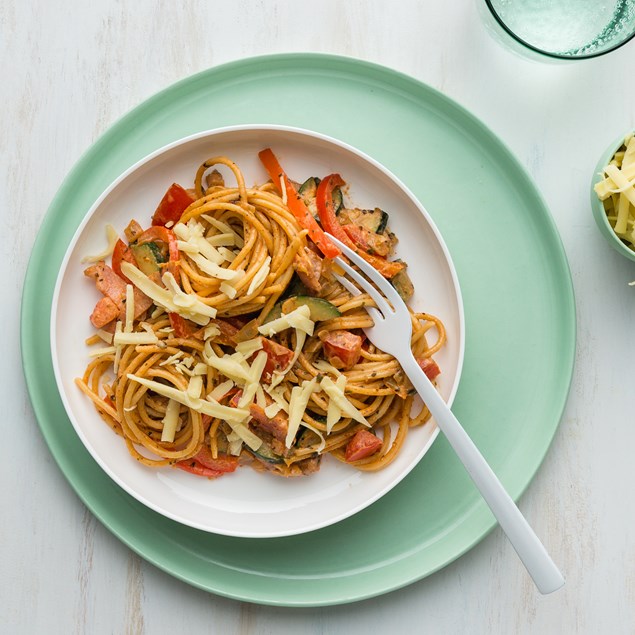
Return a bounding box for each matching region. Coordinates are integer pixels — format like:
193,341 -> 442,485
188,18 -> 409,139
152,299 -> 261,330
87,346 -> 117,358
320,376 -> 370,426
247,256 -> 271,295
203,348 -> 252,383
264,402 -> 283,418
326,374 -> 347,433
113,321 -> 123,373
237,350 -> 268,408
187,375 -> 204,400
203,323 -> 221,340
159,351 -> 184,367
217,247 -> 237,262
264,384 -> 290,413
220,281 -> 238,299
120,262 -> 216,325
209,379 -> 235,401
127,374 -> 249,424
174,220 -> 224,264
258,304 -> 314,337
113,330 -> 159,346
124,284 -> 134,333
285,377 -> 318,448
235,337 -> 264,357
95,329 -> 114,345
160,399 -> 181,443
188,252 -> 244,280
81,224 -> 119,263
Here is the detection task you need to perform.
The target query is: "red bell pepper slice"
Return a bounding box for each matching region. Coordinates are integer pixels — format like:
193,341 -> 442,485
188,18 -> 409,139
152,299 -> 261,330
316,174 -> 405,279
258,148 -> 340,259
151,183 -> 196,227
111,239 -> 136,283
174,447 -> 239,478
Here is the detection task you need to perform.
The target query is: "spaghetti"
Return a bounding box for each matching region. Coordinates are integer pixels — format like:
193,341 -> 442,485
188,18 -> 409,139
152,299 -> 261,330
76,151 -> 447,478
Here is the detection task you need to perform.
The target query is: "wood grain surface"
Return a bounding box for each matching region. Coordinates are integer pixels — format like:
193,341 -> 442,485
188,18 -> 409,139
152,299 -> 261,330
4,1 -> 635,632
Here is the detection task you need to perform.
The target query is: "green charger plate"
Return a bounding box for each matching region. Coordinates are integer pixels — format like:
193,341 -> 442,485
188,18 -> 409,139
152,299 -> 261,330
21,54 -> 575,606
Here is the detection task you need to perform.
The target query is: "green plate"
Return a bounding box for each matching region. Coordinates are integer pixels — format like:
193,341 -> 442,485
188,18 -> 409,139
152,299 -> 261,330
21,54 -> 575,606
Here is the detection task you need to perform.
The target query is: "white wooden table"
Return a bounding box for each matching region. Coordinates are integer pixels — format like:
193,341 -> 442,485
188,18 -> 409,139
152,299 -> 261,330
4,1 -> 635,632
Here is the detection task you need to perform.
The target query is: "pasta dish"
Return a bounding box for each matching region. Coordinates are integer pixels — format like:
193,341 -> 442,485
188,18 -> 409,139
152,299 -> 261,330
76,149 -> 446,478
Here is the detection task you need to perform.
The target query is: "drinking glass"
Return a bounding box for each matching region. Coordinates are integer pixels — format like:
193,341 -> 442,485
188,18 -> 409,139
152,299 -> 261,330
482,0 -> 635,60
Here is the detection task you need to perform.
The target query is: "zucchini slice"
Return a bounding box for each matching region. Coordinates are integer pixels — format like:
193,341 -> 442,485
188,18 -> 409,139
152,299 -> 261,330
264,295 -> 341,323
246,441 -> 285,464
338,207 -> 389,233
130,241 -> 167,276
390,265 -> 414,303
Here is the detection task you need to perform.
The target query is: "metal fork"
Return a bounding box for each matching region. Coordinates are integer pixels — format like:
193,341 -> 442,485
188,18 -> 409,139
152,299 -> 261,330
328,234 -> 564,594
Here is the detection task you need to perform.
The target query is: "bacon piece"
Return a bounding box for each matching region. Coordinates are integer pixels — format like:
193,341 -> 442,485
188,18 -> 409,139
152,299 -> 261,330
293,246 -> 323,295
248,402 -> 289,442
124,219 -> 144,243
90,297 -> 120,328
84,260 -> 153,328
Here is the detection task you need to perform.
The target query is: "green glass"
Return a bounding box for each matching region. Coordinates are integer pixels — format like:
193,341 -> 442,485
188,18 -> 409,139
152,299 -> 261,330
485,0 -> 635,59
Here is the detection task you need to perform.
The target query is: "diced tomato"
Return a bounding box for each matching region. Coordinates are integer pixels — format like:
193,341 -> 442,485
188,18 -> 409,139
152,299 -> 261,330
174,446 -> 238,478
321,330 -> 363,370
111,239 -> 136,282
417,357 -> 441,381
258,337 -> 294,382
345,430 -> 382,462
258,148 -> 340,259
151,183 -> 196,227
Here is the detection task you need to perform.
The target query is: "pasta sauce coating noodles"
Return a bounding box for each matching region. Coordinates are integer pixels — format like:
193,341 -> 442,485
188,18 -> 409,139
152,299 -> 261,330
76,151 -> 447,478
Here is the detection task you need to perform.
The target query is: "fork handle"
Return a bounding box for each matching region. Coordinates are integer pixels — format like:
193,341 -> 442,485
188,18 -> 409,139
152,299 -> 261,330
400,353 -> 564,594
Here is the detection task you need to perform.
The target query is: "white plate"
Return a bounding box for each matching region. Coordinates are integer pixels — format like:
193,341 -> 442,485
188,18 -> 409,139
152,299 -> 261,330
51,125 -> 464,538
